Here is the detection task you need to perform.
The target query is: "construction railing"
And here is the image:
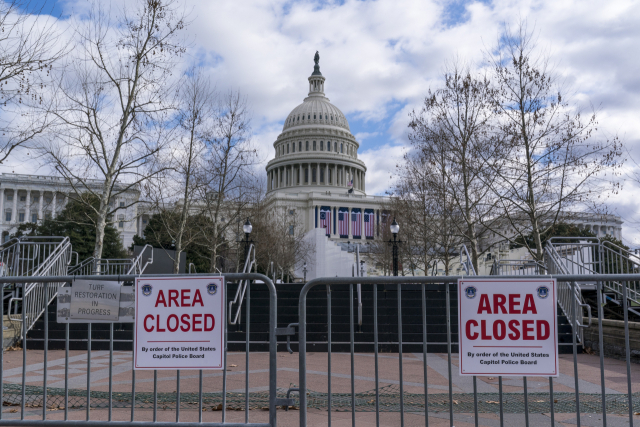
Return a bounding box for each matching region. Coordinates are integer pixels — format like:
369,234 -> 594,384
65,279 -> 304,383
490,258 -> 547,276
68,244 -> 154,277
4,237 -> 73,338
546,237 -> 640,317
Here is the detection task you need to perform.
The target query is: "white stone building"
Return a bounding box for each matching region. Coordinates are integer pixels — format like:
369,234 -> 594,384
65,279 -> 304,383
0,173 -> 140,248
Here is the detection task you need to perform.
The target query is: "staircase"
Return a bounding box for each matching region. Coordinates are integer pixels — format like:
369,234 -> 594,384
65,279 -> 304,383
2,236 -> 73,349
545,238 -> 640,328
26,281 -> 576,354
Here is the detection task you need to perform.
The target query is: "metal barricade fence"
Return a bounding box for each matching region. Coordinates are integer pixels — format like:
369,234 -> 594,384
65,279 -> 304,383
297,275 -> 638,427
0,273 -> 283,427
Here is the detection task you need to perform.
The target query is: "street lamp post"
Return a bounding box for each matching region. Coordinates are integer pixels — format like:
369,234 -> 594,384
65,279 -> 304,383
302,262 -> 308,282
242,217 -> 253,263
388,218 -> 401,276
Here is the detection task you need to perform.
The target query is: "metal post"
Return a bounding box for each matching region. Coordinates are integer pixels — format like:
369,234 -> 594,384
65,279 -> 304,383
392,234 -> 399,277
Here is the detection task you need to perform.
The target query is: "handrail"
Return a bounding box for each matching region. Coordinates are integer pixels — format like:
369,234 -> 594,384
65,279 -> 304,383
127,244 -> 154,276
228,244 -> 256,325
355,245 -> 362,326
459,244 -> 477,276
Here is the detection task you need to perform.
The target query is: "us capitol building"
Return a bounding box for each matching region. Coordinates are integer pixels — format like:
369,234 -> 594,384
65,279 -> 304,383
264,53 -> 392,278
264,53 -> 624,279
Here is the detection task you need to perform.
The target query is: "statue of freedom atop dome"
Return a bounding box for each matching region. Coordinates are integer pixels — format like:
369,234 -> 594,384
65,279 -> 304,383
312,51 -> 322,75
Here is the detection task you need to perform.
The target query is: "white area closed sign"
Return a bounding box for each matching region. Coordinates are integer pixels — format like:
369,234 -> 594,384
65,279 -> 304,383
134,276 -> 225,370
458,278 -> 559,377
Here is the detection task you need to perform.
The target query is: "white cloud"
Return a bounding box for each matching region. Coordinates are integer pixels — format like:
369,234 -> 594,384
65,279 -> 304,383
7,0 -> 640,243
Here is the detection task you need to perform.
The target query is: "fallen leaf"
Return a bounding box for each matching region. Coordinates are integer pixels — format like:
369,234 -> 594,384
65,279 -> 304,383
486,401 -> 499,404
453,400 -> 459,405
230,364 -> 238,367
8,409 -> 17,413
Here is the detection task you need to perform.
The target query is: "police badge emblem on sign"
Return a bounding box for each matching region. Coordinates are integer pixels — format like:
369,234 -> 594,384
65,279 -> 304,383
207,283 -> 218,295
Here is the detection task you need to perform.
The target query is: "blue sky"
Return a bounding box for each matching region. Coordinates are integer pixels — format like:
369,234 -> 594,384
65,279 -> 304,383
5,0 -> 640,244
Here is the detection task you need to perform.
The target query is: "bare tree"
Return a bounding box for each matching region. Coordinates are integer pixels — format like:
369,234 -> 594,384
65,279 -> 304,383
144,68 -> 212,273
38,0 -> 187,259
388,140 -> 465,276
0,0 -> 66,163
251,201 -> 314,281
197,90 -> 259,272
408,63 -> 502,271
483,22 -> 623,261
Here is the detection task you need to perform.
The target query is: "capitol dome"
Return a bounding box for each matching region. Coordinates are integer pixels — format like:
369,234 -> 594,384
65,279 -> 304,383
266,52 -> 366,195
283,95 -> 350,132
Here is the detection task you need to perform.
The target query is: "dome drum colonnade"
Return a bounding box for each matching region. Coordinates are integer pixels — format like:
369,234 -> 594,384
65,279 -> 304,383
266,52 -> 366,195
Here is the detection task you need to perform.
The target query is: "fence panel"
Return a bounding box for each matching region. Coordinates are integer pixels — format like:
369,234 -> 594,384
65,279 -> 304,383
0,273 -> 280,427
297,275 -> 639,427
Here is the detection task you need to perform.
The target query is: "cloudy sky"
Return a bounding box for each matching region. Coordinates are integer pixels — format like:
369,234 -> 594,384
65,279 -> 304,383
6,0 -> 640,245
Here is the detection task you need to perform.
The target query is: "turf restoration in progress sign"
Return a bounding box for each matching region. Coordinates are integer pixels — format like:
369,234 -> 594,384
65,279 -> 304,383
134,276 -> 225,370
458,278 -> 559,377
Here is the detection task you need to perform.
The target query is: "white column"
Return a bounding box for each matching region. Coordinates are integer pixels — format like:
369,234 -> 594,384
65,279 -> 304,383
363,172 -> 366,192
138,216 -> 143,236
26,189 -> 31,223
38,191 -> 44,221
64,192 -> 69,206
0,188 -> 4,224
12,188 -> 17,224
52,192 -> 57,218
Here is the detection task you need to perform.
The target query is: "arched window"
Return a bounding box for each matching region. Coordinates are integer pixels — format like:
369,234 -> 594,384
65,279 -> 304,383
308,114 -> 311,120
292,143 -> 295,153
299,141 -> 302,151
314,114 -> 316,119
320,168 -> 324,183
312,168 -> 316,182
306,141 -> 309,151
341,143 -> 344,153
313,141 -> 316,150
305,168 -> 308,183
320,141 -> 324,151
287,144 -> 289,154
330,115 -> 333,121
